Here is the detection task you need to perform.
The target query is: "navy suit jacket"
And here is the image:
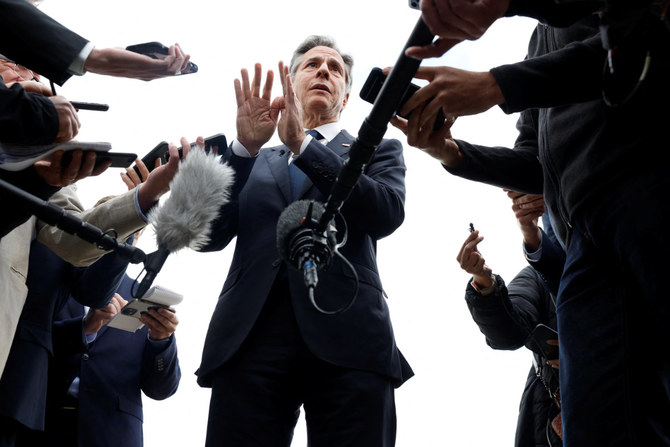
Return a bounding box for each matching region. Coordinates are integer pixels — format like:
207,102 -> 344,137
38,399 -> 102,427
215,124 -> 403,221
197,129 -> 413,387
0,0 -> 88,86
0,240 -> 128,431
48,275 -> 180,447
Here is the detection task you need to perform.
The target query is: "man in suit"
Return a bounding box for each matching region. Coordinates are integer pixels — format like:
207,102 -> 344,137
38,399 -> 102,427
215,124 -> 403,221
198,35 -> 413,446
43,273 -> 180,447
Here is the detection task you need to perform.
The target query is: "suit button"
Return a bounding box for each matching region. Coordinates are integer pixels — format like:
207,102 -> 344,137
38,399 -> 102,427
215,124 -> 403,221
82,353 -> 90,361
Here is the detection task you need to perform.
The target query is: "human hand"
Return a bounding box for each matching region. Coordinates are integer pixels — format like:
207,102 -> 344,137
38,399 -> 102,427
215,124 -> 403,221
390,98 -> 462,167
48,95 -> 80,142
136,137 -> 192,212
121,156 -> 159,190
395,66 -> 503,127
546,339 -> 559,369
83,44 -> 192,80
405,0 -> 510,59
83,293 -> 128,335
140,307 -> 179,341
274,61 -> 306,155
234,63 -> 277,156
34,149 -> 111,187
13,80 -> 52,96
506,190 -> 544,251
457,229 -> 493,287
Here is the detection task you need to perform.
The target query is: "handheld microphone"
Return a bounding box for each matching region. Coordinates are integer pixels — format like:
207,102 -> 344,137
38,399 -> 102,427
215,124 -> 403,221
276,200 -> 334,286
276,200 -> 358,315
133,146 -> 235,298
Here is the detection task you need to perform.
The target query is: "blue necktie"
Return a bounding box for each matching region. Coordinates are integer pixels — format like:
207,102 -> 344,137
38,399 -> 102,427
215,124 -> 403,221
289,130 -> 323,200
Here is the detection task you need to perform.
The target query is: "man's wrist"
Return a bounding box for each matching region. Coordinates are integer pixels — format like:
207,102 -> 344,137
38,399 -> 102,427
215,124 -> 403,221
471,274 -> 498,296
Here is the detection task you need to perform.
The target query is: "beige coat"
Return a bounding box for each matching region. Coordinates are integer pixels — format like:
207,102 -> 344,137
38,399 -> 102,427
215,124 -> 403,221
0,185 -> 147,378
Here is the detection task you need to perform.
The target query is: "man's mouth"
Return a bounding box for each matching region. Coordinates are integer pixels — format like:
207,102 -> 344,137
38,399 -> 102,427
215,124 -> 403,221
311,83 -> 331,93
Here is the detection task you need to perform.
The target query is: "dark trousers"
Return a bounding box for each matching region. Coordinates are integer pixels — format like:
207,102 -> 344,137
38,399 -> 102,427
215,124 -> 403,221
205,279 -> 397,447
557,177 -> 670,446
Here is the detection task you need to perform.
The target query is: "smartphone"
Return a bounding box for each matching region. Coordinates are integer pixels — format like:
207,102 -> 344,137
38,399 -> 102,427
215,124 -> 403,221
61,150 -> 137,170
133,133 -> 227,177
525,323 -> 559,360
360,67 -> 445,131
125,41 -> 198,74
70,101 -> 109,111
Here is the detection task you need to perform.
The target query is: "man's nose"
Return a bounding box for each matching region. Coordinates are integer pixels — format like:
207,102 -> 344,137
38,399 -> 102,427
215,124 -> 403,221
316,62 -> 330,78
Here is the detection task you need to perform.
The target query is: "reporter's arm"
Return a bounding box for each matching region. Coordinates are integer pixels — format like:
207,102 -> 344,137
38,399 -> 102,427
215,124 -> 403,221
83,44 -> 191,81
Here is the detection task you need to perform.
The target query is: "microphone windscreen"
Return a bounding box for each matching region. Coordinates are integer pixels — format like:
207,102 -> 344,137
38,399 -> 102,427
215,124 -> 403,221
149,148 -> 235,252
276,199 -> 325,262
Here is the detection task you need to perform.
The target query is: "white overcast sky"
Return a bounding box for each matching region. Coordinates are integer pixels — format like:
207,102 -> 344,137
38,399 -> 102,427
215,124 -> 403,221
37,1 -> 539,445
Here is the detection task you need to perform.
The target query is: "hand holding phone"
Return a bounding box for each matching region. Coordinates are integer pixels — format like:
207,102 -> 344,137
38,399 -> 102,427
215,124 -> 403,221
525,324 -> 559,360
132,133 -> 227,178
126,41 -> 198,74
360,67 -> 446,131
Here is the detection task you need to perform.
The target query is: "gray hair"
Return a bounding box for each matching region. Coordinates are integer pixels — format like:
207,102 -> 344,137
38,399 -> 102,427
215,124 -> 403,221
289,35 -> 353,94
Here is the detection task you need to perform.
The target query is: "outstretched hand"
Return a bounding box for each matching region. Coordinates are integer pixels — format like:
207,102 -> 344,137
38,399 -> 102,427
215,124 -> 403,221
234,63 -> 276,156
274,61 -> 306,155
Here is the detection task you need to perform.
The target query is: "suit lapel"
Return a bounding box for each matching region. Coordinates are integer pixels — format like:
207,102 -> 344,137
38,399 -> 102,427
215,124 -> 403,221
299,130 -> 354,199
264,131 -> 355,202
264,147 -> 292,203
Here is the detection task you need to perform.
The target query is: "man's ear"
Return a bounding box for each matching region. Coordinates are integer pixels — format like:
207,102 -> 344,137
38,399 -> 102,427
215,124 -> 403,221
341,92 -> 350,111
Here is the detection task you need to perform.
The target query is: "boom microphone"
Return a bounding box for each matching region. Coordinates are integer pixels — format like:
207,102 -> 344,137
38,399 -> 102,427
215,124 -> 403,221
133,147 -> 235,298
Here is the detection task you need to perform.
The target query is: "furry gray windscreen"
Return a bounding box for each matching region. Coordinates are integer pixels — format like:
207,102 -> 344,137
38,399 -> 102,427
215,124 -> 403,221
148,148 -> 234,252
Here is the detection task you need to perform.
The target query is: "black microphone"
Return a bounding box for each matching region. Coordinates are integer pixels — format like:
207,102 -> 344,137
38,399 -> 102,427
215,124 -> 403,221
316,17 -> 434,235
0,177 -> 146,262
276,200 -> 358,315
133,147 -> 235,298
276,200 -> 335,289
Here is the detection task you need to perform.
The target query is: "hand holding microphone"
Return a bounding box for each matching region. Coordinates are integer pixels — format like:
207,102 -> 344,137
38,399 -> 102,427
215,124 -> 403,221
134,139 -> 235,298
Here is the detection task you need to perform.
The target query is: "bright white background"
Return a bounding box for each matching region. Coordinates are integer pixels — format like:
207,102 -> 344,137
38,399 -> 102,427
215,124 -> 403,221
37,1 -> 538,445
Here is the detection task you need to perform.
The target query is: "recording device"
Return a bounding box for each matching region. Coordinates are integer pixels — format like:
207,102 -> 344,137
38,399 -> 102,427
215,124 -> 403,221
133,147 -> 235,298
70,101 -> 109,111
469,222 -> 475,233
133,133 -> 227,177
126,41 -> 198,74
525,324 -> 559,360
61,150 -> 136,170
276,200 -> 335,285
108,285 -> 182,333
360,67 -> 445,131
276,200 -> 358,315
408,0 -> 420,9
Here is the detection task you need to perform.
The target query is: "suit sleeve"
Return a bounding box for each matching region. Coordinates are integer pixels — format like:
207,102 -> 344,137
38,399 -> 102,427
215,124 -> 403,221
0,0 -> 89,85
199,147 -> 256,252
0,165 -> 60,238
0,82 -> 59,144
296,138 -> 406,240
465,266 -> 555,350
36,186 -> 147,266
140,335 -> 181,400
525,230 -> 566,297
69,249 -> 129,309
